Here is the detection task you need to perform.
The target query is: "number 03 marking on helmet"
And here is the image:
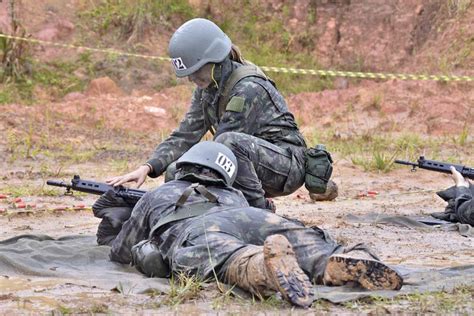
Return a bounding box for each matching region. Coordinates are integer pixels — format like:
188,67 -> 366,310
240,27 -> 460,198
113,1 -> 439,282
215,153 -> 236,178
172,57 -> 187,70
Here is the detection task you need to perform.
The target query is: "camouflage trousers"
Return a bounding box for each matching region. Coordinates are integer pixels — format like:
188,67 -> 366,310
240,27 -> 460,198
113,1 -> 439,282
165,133 -> 306,209
158,206 -> 343,284
214,132 -> 306,209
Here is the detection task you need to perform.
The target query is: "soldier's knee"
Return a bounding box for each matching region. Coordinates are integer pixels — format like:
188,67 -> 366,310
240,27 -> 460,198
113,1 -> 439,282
132,240 -> 170,278
215,132 -> 254,157
214,132 -> 242,146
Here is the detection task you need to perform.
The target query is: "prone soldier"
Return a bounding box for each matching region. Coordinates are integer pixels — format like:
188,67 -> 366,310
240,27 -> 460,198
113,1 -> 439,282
432,166 -> 474,225
107,141 -> 402,308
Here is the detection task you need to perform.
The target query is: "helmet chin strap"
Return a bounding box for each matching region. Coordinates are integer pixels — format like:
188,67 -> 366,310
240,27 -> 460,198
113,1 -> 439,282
211,64 -> 219,88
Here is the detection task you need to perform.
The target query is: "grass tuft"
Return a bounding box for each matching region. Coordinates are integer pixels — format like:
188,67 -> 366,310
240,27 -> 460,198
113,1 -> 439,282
161,273 -> 204,306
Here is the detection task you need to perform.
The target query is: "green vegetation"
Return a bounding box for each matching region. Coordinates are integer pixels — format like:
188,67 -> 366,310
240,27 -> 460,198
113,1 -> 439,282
214,2 -> 333,95
80,0 -> 194,41
52,303 -> 109,315
447,0 -> 472,16
343,285 -> 474,314
161,273 -> 203,306
307,130 -> 473,172
0,57 -> 93,104
0,1 -> 29,83
1,0 -> 88,103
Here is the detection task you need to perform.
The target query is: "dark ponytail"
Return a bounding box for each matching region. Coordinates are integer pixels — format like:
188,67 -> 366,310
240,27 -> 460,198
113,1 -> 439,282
230,44 -> 247,64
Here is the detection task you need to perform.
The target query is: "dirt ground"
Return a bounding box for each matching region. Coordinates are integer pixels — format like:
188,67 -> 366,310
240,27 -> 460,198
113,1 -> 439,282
0,110 -> 473,314
1,0 -> 473,314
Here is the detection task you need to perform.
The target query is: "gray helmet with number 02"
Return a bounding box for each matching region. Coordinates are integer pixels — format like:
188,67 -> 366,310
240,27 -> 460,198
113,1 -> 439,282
176,141 -> 238,186
168,18 -> 232,77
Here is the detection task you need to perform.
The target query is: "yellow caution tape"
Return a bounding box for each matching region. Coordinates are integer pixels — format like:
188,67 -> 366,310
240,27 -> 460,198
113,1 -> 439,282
1,33 -> 473,82
0,33 -> 170,61
259,66 -> 473,82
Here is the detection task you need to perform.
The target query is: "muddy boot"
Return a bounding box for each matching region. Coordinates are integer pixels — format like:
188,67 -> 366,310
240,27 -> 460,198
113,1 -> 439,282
224,234 -> 314,308
323,244 -> 403,290
309,180 -> 338,201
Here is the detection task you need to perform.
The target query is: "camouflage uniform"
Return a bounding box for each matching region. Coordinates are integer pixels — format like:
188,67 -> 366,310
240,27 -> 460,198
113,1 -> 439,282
145,57 -> 307,209
110,179 -> 249,263
433,184 -> 474,225
92,191 -> 134,246
110,179 -> 342,283
455,186 -> 474,225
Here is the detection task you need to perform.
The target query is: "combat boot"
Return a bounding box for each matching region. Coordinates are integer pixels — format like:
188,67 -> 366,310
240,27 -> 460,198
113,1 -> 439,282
224,234 -> 314,308
323,245 -> 403,290
309,180 -> 338,201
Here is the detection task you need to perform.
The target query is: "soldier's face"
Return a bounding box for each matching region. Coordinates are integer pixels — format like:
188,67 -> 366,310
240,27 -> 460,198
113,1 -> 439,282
188,63 -> 213,89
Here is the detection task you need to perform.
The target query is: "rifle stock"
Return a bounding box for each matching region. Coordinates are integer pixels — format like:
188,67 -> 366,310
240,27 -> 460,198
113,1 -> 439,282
395,156 -> 474,180
47,175 -> 146,202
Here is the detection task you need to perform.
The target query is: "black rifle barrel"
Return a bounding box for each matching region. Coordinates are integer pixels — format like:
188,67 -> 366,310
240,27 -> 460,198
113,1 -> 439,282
395,156 -> 474,180
394,159 -> 417,167
47,175 -> 147,202
46,180 -> 71,188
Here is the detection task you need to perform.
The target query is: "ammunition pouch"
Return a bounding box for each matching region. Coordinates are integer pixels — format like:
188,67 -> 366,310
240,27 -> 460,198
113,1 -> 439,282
304,146 -> 333,194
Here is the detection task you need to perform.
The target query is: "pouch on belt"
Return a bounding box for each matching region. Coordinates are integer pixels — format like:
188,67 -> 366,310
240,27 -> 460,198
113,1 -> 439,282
304,144 -> 333,194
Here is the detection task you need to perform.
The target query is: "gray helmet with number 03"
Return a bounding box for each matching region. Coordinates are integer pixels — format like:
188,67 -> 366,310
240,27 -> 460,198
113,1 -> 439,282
176,141 -> 238,186
168,18 -> 232,77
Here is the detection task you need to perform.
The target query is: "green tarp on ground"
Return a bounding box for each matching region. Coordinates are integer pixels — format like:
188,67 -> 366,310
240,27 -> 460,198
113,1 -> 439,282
0,234 -> 472,304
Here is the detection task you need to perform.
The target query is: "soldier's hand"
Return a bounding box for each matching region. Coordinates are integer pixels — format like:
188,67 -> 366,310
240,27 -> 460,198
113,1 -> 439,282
106,165 -> 151,188
450,166 -> 469,188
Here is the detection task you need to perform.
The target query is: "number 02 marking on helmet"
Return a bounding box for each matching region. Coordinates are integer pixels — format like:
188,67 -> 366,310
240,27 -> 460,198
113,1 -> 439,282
172,57 -> 187,70
215,153 -> 236,178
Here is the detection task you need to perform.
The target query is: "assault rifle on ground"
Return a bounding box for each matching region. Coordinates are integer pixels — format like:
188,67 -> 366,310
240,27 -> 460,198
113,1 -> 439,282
395,156 -> 474,180
47,175 -> 146,203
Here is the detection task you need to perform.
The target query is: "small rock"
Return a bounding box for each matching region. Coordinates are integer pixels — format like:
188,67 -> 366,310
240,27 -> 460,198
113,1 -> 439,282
144,106 -> 167,117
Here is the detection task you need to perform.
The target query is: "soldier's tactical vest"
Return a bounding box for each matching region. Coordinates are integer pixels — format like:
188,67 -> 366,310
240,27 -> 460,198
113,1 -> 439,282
217,64 -> 268,118
131,183 -> 221,278
205,64 -> 269,135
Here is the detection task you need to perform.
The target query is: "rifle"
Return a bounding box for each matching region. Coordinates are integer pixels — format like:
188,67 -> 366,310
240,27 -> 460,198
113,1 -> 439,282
395,156 -> 474,180
47,175 -> 146,203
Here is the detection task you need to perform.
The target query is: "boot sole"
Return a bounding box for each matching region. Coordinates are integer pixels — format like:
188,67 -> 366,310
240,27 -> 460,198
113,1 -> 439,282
264,235 -> 314,308
325,255 -> 403,290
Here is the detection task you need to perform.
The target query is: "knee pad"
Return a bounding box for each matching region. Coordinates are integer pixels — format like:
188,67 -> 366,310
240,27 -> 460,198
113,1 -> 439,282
131,239 -> 170,278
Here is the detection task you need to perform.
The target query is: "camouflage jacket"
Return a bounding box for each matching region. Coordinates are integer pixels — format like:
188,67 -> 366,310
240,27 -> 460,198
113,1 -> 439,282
109,179 -> 249,264
455,185 -> 474,225
434,184 -> 474,226
146,57 -> 307,177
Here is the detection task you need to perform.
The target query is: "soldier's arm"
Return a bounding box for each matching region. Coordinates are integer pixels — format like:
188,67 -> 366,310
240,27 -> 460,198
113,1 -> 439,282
109,196 -> 152,263
214,80 -> 268,137
454,185 -> 474,225
146,89 -> 209,177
